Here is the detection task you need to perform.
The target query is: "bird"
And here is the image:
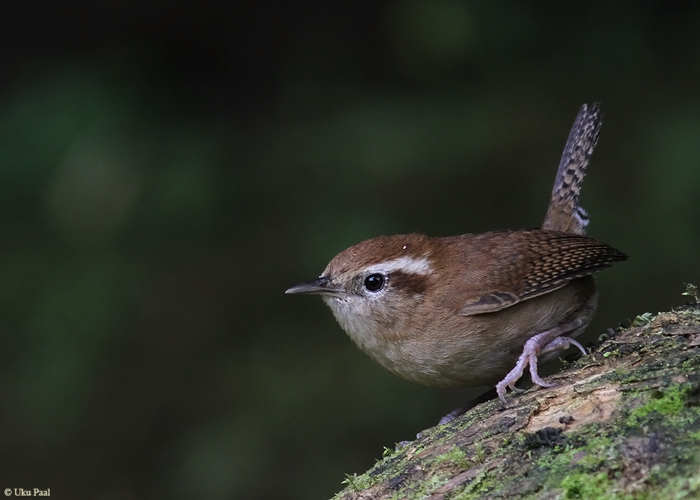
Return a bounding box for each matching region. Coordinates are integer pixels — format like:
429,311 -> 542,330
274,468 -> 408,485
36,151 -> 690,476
286,103 -> 627,417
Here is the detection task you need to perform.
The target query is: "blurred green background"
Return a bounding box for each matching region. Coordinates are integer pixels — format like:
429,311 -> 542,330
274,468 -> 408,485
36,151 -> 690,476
0,2 -> 698,499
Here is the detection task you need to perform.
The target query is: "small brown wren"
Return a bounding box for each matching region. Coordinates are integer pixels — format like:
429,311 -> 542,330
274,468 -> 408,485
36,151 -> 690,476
287,103 -> 627,410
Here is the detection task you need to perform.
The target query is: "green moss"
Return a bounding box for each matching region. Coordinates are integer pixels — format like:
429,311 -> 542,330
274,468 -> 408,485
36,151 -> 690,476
627,385 -> 689,426
430,445 -> 472,469
340,472 -> 374,492
680,308 -> 700,319
631,312 -> 655,327
652,473 -> 700,500
419,472 -> 452,496
473,442 -> 486,464
452,470 -> 491,499
687,429 -> 700,441
682,283 -> 699,303
560,472 -> 622,499
679,354 -> 700,374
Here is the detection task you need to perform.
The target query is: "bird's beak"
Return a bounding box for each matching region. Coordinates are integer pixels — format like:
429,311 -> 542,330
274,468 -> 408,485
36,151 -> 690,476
285,276 -> 343,296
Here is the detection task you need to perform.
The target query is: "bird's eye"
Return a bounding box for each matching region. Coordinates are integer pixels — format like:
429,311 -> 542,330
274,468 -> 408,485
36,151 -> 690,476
364,273 -> 386,292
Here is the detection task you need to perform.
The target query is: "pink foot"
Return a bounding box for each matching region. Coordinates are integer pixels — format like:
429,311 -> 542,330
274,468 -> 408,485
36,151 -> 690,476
496,318 -> 587,403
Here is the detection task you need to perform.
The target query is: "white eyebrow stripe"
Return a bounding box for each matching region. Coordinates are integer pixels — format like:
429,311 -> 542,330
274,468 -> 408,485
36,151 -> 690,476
362,256 -> 432,275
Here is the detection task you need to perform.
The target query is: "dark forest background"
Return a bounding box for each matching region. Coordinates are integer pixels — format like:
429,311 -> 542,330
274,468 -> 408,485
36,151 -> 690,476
0,2 -> 699,499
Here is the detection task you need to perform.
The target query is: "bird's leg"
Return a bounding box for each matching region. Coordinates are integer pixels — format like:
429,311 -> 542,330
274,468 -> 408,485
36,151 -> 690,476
496,317 -> 588,403
438,388 -> 497,425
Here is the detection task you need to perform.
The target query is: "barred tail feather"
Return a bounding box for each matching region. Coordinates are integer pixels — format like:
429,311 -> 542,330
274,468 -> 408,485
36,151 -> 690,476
542,103 -> 603,235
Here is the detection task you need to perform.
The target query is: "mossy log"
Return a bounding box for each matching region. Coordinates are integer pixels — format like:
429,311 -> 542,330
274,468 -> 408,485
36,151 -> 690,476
333,303 -> 700,500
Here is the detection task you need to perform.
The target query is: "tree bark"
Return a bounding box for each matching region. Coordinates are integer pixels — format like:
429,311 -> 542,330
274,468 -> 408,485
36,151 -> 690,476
333,303 -> 700,500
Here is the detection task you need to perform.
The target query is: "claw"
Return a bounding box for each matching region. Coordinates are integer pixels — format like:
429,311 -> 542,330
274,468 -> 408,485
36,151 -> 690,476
495,318 -> 588,403
496,350 -> 537,403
